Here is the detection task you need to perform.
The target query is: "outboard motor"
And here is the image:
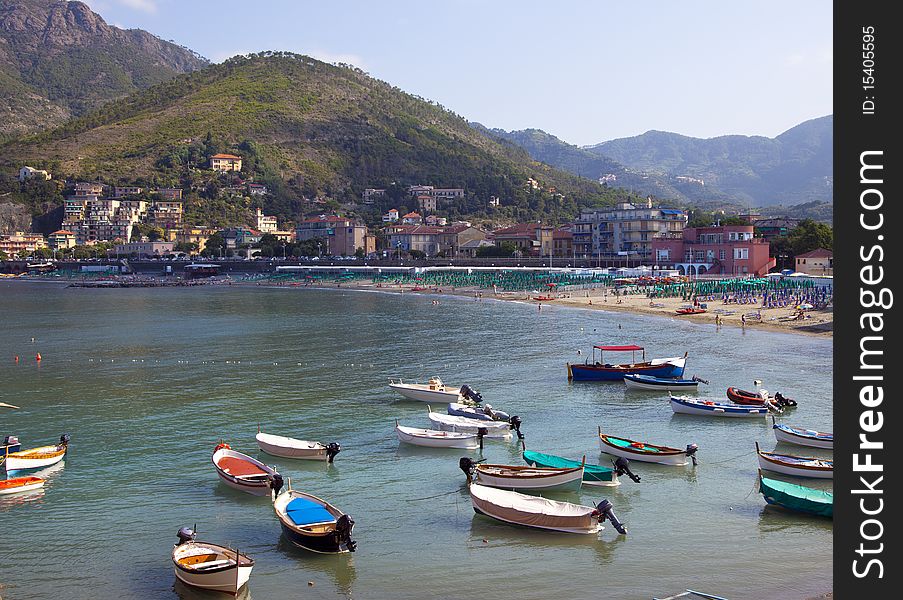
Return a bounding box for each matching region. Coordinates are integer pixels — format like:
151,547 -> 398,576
459,457 -> 476,482
685,443 -> 699,466
773,392 -> 797,407
460,384 -> 483,405
477,427 -> 488,450
613,457 -> 641,483
593,499 -> 627,535
326,442 -> 342,463
176,526 -> 196,545
336,514 -> 357,552
508,416 -> 524,440
59,433 -> 71,446
267,473 -> 285,498
2,435 -> 20,454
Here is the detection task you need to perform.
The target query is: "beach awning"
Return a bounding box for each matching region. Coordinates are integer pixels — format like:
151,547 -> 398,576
594,345 -> 644,352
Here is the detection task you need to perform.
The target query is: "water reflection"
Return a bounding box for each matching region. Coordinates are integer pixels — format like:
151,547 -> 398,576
275,534 -> 357,595
172,577 -> 253,600
467,516 -> 626,566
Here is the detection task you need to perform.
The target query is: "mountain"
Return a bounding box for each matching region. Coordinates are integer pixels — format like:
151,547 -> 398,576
1,52 -> 637,227
0,0 -> 207,139
472,125 -> 736,205
585,116 -> 833,207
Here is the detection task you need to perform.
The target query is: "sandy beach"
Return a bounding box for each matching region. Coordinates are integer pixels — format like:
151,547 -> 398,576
299,278 -> 834,338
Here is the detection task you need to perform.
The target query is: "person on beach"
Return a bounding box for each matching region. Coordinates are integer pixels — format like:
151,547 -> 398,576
741,314 -> 746,327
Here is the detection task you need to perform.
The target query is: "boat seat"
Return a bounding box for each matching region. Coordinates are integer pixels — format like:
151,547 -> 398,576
285,497 -> 336,526
192,559 -> 233,571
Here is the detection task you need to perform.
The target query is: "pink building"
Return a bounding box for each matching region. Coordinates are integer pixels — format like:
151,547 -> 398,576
650,225 -> 775,277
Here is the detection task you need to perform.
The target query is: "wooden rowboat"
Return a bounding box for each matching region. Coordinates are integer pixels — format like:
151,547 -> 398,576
271,478 -> 357,554
468,483 -> 627,535
3,434 -> 70,472
0,476 -> 45,495
623,373 -> 704,391
598,428 -> 698,466
758,470 -> 833,518
772,418 -> 833,449
521,448 -> 622,486
211,443 -> 280,496
755,442 -> 833,479
460,456 -> 585,492
172,527 -> 254,594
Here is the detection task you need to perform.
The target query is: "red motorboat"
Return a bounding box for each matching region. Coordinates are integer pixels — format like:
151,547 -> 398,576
726,386 -> 797,407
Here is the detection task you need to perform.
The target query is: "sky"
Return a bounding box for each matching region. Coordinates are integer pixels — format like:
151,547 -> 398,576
83,0 -> 833,147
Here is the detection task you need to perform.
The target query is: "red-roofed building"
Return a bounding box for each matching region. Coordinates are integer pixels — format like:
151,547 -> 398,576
651,225 -> 775,276
401,211 -> 422,225
387,224 -> 443,256
48,230 -> 77,250
794,248 -> 833,275
210,154 -> 242,172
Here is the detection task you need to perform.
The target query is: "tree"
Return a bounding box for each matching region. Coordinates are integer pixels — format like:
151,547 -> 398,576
201,232 -> 226,257
0,250 -> 8,261
476,242 -> 516,258
787,219 -> 833,256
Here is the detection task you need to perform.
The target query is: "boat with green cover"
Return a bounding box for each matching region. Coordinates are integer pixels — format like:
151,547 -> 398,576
758,470 -> 833,518
522,449 -> 620,486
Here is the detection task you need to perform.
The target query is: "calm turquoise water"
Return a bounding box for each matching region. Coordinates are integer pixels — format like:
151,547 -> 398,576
0,282 -> 832,600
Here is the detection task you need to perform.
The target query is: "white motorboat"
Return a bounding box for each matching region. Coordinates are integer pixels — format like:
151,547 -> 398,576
468,484 -> 627,535
669,395 -> 773,418
388,377 -> 463,403
172,527 -> 253,594
772,419 -> 833,449
255,430 -> 341,462
395,422 -> 483,449
427,407 -> 516,440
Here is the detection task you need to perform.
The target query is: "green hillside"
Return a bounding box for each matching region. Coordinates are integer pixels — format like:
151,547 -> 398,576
2,52 -> 639,228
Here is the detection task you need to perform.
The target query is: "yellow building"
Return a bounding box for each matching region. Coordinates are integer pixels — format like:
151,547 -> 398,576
795,249 -> 833,275
210,154 -> 243,172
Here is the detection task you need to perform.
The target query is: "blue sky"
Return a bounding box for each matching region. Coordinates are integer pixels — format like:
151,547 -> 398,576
84,1 -> 832,147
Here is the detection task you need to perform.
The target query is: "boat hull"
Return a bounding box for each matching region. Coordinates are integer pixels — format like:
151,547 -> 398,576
522,451 -> 619,486
172,542 -> 253,593
624,375 -> 699,391
759,473 -> 833,518
447,403 -> 510,422
395,425 -> 480,449
773,425 -> 833,449
389,383 -> 461,403
4,444 -> 67,472
598,434 -> 690,465
670,396 -> 770,418
0,476 -> 45,495
256,433 -> 329,460
474,465 -> 584,492
757,453 -> 833,479
212,446 -> 279,496
428,413 -> 513,439
274,490 -> 355,554
469,484 -> 602,534
568,357 -> 686,381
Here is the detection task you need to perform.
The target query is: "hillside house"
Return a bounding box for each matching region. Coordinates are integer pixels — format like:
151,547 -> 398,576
210,154 -> 243,172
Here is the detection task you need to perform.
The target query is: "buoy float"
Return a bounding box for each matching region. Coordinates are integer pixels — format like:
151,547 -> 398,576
35,353 -> 42,362
15,355 -> 19,363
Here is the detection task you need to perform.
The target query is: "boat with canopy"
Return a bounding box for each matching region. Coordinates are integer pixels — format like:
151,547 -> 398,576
567,345 -> 686,381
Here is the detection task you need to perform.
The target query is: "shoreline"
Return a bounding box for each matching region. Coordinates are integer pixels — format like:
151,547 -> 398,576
5,275 -> 833,338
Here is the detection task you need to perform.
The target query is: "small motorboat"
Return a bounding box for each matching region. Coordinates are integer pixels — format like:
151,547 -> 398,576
567,346 -> 687,381
756,442 -> 832,479
3,434 -> 69,472
468,483 -> 627,535
623,373 -> 707,391
447,402 -> 511,421
395,422 -> 484,449
0,476 -> 45,495
670,395 -> 775,418
271,476 -> 357,553
256,428 -> 341,462
460,457 -> 585,492
427,407 -> 520,440
675,305 -> 707,315
727,381 -> 797,407
212,442 -> 281,495
521,448 -> 627,486
654,590 -> 730,600
388,377 -> 463,403
758,470 -> 833,518
772,418 -> 833,449
171,527 -> 254,594
598,429 -> 698,466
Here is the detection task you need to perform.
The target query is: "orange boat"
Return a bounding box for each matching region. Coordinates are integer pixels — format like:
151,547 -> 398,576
675,307 -> 706,315
0,476 -> 45,495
